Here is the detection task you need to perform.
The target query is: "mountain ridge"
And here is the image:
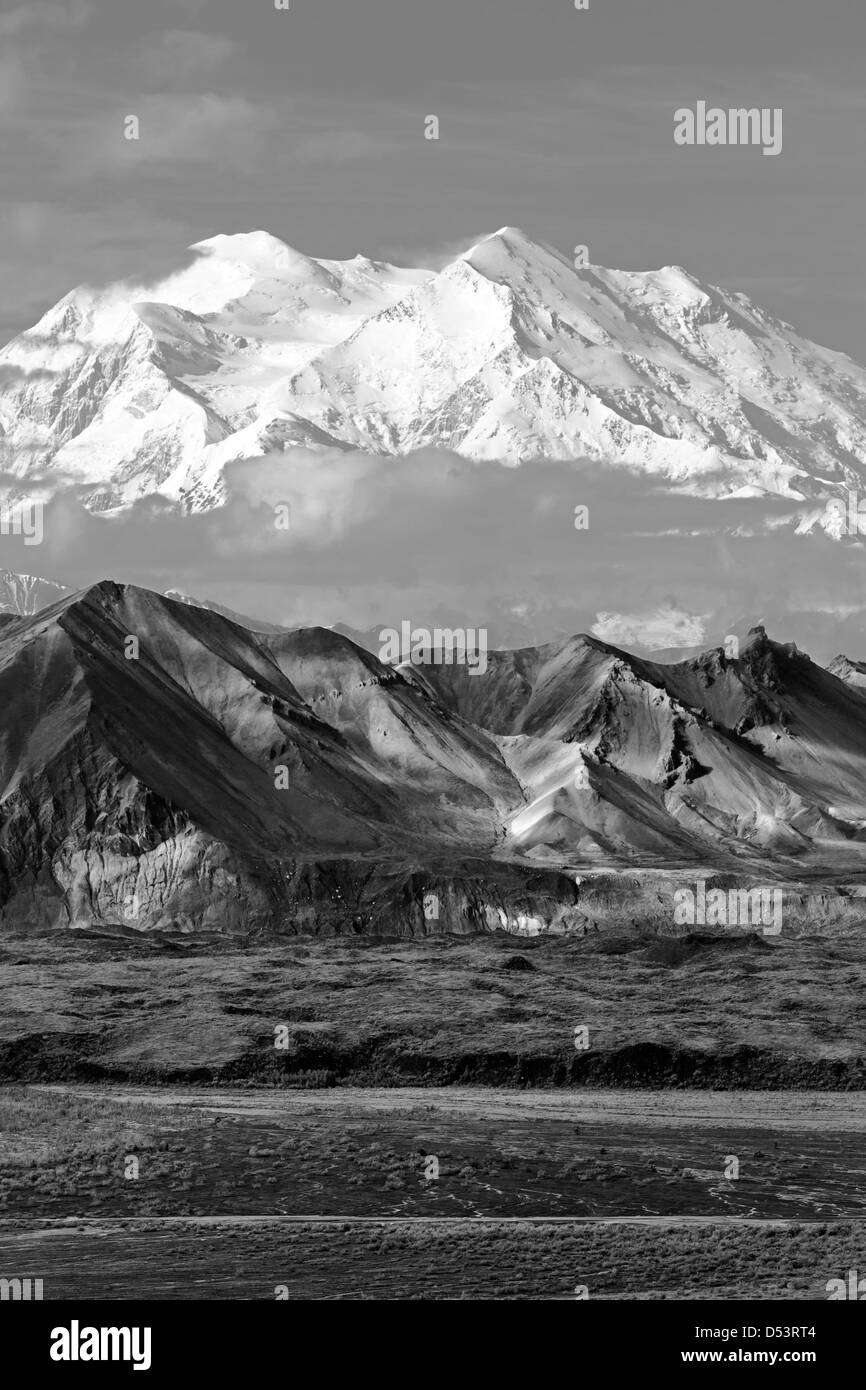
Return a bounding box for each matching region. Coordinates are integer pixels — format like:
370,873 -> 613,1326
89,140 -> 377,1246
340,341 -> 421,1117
3,580 -> 866,935
2,227 -> 864,515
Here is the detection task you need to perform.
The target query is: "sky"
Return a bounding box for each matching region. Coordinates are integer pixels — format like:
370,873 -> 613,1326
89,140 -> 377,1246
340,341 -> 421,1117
1,0 -> 865,357
1,0 -> 865,661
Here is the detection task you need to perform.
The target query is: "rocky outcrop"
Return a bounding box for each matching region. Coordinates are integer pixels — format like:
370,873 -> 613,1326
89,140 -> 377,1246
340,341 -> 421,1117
3,582 -> 866,934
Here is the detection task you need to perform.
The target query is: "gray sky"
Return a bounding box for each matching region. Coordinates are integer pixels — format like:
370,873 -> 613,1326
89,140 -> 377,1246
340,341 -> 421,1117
3,0 -> 866,662
1,0 -> 865,359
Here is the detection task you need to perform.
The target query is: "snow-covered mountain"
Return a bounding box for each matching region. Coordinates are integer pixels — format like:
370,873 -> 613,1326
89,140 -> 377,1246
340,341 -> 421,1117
2,227 -> 865,514
827,654 -> 866,691
0,570 -> 68,615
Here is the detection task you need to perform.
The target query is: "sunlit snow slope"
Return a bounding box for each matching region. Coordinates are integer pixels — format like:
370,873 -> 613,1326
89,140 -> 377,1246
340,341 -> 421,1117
1,228 -> 864,512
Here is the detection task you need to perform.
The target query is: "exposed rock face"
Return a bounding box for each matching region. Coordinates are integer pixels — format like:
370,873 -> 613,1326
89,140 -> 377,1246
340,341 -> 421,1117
414,624 -> 866,864
828,654 -> 866,691
3,582 -> 866,934
0,582 -> 529,933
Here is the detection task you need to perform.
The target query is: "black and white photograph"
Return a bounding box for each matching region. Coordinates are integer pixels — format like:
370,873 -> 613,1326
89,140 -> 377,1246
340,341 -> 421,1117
0,0 -> 864,1361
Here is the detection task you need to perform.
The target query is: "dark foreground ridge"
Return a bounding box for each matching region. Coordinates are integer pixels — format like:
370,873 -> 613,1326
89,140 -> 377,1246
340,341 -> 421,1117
2,1032 -> 864,1090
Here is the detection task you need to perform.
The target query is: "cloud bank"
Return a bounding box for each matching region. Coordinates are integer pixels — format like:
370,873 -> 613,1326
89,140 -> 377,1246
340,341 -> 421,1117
3,447 -> 866,664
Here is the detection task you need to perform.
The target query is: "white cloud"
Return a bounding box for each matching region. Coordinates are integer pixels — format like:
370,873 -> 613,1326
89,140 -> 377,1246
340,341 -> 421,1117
4,447 -> 866,662
592,606 -> 708,651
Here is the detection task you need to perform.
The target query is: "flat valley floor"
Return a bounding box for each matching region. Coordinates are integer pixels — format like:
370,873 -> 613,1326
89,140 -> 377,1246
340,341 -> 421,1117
1,1086 -> 865,1299
2,932 -> 865,1299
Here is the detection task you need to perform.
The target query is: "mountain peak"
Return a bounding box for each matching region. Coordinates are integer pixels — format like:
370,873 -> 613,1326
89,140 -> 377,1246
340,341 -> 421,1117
462,225 -> 571,274
828,654 -> 866,688
192,229 -> 291,262
0,569 -> 70,618
188,230 -> 336,285
655,264 -> 709,296
3,223 -> 866,514
479,225 -> 536,247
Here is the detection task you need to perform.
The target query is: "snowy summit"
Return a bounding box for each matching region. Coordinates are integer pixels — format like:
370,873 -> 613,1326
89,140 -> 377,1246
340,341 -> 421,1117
0,227 -> 864,514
